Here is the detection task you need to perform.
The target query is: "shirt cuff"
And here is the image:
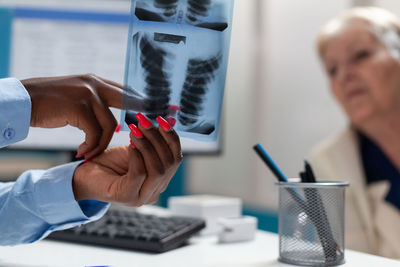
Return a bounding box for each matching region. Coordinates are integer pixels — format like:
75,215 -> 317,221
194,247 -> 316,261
34,161 -> 109,225
0,78 -> 31,147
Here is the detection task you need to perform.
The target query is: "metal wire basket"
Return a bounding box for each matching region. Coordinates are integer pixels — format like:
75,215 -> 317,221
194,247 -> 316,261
277,181 -> 349,266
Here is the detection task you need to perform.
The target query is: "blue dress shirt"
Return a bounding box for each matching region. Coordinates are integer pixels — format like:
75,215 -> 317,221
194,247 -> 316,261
0,78 -> 109,245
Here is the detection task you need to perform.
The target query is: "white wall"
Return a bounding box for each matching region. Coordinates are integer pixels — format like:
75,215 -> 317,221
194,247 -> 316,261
255,0 -> 349,207
375,0 -> 400,13
187,0 -> 352,210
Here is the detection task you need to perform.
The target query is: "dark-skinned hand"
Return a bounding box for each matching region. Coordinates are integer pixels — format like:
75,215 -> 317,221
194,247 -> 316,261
72,114 -> 183,205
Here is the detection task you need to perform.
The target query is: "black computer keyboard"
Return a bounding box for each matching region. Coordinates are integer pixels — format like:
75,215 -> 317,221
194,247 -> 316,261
47,207 -> 206,253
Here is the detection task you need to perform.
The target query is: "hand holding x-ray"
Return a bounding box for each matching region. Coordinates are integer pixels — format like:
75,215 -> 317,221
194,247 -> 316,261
121,0 -> 234,142
73,115 -> 183,206
21,74 -> 145,159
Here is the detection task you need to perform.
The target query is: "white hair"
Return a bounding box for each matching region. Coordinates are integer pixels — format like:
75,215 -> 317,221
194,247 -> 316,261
316,7 -> 400,59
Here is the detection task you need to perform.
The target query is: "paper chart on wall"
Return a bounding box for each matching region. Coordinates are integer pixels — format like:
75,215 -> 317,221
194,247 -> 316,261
121,0 -> 234,141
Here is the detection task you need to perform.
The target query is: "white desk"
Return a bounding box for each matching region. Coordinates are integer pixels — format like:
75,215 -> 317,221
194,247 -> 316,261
0,231 -> 399,267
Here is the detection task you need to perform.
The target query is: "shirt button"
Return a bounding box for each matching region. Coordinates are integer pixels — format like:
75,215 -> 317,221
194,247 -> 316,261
3,128 -> 15,140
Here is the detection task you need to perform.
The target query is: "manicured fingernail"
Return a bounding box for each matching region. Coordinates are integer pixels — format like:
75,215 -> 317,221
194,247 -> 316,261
168,105 -> 180,116
135,113 -> 152,128
75,153 -> 87,158
169,105 -> 180,111
130,140 -> 136,148
156,116 -> 171,131
167,117 -> 176,127
128,123 -> 143,138
83,155 -> 95,163
114,123 -> 121,133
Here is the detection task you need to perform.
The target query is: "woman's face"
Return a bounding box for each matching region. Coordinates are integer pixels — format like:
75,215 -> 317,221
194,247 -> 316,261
321,20 -> 400,128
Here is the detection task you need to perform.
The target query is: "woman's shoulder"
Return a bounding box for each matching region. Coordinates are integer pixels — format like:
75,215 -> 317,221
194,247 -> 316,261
310,127 -> 358,158
308,127 -> 362,181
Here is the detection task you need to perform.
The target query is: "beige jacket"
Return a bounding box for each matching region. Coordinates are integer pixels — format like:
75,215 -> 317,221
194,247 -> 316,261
309,128 -> 400,259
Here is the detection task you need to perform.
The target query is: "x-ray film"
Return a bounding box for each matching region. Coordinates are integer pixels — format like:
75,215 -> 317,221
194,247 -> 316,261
121,0 -> 234,141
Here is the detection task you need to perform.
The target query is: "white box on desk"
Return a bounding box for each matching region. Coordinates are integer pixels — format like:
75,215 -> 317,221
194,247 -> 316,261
168,195 -> 242,235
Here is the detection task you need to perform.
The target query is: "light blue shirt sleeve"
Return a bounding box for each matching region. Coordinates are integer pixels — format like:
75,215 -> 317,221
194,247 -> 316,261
0,78 -> 31,148
0,161 -> 110,246
0,78 -> 110,245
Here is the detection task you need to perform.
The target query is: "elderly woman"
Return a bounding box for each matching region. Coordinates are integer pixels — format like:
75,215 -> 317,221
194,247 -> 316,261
309,7 -> 400,259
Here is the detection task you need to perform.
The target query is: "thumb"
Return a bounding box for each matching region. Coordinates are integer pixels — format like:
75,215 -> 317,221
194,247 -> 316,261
75,111 -> 102,156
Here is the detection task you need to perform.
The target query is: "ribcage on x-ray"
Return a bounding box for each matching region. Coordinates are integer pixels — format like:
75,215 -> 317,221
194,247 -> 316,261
134,0 -> 228,32
178,55 -> 221,127
140,36 -> 172,119
186,0 -> 211,22
154,0 -> 179,17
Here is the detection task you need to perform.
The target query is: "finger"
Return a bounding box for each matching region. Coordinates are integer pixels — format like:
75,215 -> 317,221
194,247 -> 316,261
128,126 -> 165,203
123,88 -> 147,112
95,76 -> 143,100
148,152 -> 182,202
166,117 -> 177,127
72,104 -> 102,156
95,76 -> 123,89
167,105 -> 180,117
84,96 -> 118,159
91,74 -> 146,111
125,147 -> 148,205
148,173 -> 174,203
156,116 -> 183,162
135,113 -> 174,169
87,74 -> 124,108
144,116 -> 182,200
146,194 -> 160,205
160,183 -> 169,193
129,125 -> 180,205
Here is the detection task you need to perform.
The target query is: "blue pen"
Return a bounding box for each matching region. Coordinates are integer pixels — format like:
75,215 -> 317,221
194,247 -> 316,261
253,143 -> 288,182
253,143 -> 306,203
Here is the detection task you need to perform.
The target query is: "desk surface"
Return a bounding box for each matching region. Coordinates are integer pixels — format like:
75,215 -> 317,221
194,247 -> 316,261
0,231 -> 398,267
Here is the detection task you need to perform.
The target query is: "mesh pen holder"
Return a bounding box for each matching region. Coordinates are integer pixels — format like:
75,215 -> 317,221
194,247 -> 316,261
277,181 -> 349,266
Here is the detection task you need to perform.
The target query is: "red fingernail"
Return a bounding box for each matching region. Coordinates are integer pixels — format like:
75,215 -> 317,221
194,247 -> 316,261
156,116 -> 171,131
128,123 -> 143,138
167,117 -> 177,127
75,153 -> 87,158
130,140 -> 136,148
83,155 -> 95,163
135,113 -> 152,128
115,123 -> 121,133
169,105 -> 180,112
